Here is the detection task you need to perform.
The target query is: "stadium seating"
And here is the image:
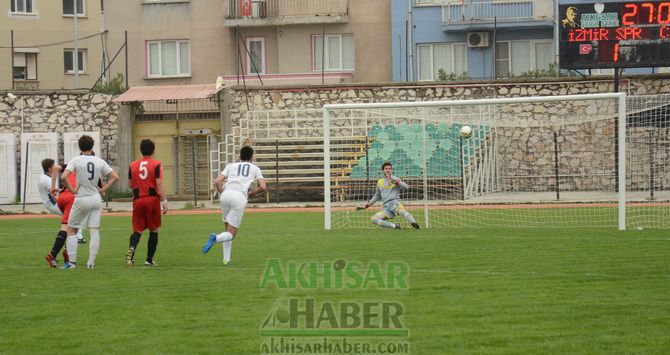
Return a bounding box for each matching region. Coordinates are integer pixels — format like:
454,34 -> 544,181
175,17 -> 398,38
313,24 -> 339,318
350,123 -> 489,179
229,134 -> 368,202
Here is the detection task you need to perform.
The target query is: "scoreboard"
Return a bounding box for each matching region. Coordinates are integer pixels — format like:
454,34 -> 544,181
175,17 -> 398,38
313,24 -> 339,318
559,1 -> 670,69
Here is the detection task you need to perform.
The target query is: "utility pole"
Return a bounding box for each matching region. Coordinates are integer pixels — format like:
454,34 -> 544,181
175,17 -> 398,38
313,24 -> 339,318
407,0 -> 413,82
74,0 -> 79,89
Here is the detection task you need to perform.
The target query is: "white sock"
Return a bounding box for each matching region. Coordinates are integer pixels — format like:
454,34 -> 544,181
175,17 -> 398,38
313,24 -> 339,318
374,219 -> 397,229
216,232 -> 233,243
223,241 -> 232,263
399,210 -> 416,224
66,235 -> 78,263
76,230 -> 84,240
87,229 -> 100,266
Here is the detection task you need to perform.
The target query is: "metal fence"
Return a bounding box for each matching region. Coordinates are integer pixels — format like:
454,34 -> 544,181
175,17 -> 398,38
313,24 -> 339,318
225,0 -> 348,19
442,0 -> 552,24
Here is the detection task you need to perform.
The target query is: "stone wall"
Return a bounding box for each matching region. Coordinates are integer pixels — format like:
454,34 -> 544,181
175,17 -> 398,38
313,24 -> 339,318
225,76 -> 670,127
0,91 -> 120,169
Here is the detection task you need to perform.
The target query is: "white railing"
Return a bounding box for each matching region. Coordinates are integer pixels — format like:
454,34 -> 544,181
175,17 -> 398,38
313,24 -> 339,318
442,0 -> 552,24
226,0 -> 347,19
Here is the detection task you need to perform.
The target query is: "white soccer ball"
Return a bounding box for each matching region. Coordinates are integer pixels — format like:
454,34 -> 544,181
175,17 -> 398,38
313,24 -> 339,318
460,125 -> 473,138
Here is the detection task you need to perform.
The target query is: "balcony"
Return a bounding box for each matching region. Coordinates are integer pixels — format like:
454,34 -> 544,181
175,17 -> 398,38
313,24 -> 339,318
224,0 -> 348,27
442,0 -> 553,31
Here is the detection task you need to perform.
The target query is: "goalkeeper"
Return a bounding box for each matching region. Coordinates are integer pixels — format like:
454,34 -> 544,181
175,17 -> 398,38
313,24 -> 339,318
362,162 -> 420,230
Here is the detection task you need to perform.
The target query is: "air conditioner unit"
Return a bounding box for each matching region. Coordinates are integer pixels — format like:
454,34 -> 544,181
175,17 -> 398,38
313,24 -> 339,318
467,32 -> 490,48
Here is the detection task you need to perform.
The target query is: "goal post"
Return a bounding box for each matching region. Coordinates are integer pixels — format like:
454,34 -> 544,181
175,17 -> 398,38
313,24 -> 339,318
324,93 -> 630,230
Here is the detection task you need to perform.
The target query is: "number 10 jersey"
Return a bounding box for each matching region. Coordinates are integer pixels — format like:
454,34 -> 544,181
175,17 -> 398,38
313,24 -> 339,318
221,162 -> 263,198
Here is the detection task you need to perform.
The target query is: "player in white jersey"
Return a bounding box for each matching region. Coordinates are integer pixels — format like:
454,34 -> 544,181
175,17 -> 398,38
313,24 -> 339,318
202,145 -> 266,265
37,161 -> 62,215
61,135 -> 119,269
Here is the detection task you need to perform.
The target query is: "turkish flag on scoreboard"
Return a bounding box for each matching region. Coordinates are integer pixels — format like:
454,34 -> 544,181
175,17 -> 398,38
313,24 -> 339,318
240,0 -> 251,17
579,44 -> 592,55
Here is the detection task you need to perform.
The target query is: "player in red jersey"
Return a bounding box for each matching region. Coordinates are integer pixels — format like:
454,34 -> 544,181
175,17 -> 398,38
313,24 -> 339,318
43,161 -> 79,268
125,139 -> 168,267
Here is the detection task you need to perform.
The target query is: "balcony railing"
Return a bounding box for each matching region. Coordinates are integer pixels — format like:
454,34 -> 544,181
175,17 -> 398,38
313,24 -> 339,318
226,0 -> 348,20
442,0 -> 552,25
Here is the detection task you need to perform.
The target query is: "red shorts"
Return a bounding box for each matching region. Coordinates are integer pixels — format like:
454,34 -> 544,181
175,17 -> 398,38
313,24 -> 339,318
57,192 -> 75,225
132,197 -> 162,232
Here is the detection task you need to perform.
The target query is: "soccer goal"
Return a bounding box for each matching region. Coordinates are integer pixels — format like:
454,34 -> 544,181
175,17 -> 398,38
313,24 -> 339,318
322,92 -> 670,230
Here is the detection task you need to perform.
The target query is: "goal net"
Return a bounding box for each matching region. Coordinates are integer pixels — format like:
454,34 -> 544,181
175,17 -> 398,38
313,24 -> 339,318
625,94 -> 670,229
322,93 -> 668,230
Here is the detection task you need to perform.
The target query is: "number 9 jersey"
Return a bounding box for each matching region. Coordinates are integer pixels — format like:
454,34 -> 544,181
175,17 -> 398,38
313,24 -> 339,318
221,162 -> 263,198
66,155 -> 114,197
129,157 -> 163,199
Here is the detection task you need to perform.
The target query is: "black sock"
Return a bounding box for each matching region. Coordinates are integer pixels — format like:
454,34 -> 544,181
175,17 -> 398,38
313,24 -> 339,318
50,230 -> 67,258
147,232 -> 158,263
129,232 -> 141,251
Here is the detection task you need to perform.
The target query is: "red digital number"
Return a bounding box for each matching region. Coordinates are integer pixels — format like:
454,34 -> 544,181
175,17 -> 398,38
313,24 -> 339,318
659,2 -> 670,23
642,3 -> 655,23
596,41 -> 624,64
622,3 -> 638,25
623,2 -> 670,25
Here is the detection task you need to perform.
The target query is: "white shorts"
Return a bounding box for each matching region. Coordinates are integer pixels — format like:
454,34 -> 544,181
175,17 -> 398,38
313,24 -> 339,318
68,195 -> 102,229
220,190 -> 248,229
44,202 -> 63,216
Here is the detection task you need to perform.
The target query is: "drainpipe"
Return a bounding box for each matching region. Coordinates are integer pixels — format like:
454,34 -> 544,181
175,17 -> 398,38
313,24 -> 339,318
73,0 -> 79,89
408,0 -> 414,82
554,0 -> 560,77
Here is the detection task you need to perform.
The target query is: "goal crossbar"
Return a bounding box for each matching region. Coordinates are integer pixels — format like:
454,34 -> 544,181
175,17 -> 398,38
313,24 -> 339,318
323,93 -> 627,230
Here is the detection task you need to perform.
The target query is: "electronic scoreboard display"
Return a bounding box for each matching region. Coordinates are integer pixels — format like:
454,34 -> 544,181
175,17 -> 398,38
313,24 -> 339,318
559,1 -> 670,69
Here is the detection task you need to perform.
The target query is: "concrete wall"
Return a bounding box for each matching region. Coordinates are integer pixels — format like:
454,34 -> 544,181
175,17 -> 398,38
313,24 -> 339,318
348,0 -> 392,83
105,0 -> 230,88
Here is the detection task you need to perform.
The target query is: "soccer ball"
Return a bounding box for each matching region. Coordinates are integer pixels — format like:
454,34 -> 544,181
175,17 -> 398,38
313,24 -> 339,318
460,125 -> 473,138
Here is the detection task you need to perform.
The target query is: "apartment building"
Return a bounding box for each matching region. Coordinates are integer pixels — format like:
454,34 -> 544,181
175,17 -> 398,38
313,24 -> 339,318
1,0 -> 106,90
104,0 -> 392,87
393,0 -> 555,81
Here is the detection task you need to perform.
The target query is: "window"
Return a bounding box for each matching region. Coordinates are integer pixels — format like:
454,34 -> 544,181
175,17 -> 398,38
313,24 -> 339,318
246,37 -> 265,75
147,40 -> 190,77
417,43 -> 467,81
13,50 -> 38,80
63,0 -> 85,15
10,0 -> 33,13
64,49 -> 87,73
496,40 -> 553,77
534,42 -> 553,71
495,42 -> 510,77
313,34 -> 354,71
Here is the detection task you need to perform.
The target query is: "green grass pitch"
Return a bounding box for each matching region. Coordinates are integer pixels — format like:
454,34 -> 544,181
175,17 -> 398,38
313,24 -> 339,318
1,211 -> 670,354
